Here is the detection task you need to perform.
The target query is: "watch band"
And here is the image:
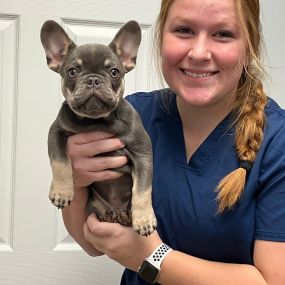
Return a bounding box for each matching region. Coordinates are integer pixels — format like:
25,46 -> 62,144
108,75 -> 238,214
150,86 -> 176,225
145,243 -> 173,269
138,243 -> 173,284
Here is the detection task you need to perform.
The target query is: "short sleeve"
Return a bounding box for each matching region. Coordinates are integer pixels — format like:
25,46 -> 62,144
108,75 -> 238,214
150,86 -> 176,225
255,125 -> 285,241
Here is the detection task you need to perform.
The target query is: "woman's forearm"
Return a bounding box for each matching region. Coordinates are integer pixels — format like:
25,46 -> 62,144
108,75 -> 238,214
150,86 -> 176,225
157,250 -> 267,285
61,186 -> 101,256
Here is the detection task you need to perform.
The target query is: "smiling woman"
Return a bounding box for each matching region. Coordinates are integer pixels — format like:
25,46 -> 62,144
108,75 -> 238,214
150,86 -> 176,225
161,0 -> 245,109
155,0 -> 267,207
61,0 -> 285,285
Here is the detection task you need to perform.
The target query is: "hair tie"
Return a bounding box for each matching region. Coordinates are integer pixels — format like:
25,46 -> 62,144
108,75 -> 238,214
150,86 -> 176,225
240,160 -> 253,172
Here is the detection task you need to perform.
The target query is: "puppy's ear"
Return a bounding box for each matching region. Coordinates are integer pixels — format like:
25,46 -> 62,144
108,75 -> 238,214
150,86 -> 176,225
109,21 -> 142,73
40,20 -> 76,72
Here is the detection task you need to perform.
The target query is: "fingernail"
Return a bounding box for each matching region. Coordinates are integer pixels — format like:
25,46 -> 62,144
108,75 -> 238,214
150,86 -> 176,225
89,213 -> 97,219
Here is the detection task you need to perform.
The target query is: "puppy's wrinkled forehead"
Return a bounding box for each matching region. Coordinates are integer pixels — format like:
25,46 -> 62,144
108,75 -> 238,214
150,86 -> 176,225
68,43 -> 122,73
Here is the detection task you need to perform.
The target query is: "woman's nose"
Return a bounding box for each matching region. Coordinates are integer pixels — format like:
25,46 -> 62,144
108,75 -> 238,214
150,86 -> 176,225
187,35 -> 212,61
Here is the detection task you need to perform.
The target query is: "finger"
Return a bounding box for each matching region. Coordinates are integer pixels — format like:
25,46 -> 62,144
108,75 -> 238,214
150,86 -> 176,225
72,156 -> 126,172
86,213 -> 99,231
86,138 -> 125,157
83,222 -> 100,248
68,131 -> 115,145
81,156 -> 128,172
84,214 -> 108,242
69,138 -> 125,158
73,170 -> 125,186
72,155 -> 128,184
86,166 -> 127,182
86,213 -> 122,237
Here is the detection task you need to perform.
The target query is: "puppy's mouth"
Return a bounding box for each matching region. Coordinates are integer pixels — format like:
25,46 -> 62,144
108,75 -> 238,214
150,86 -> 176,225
83,91 -> 117,107
70,90 -> 119,118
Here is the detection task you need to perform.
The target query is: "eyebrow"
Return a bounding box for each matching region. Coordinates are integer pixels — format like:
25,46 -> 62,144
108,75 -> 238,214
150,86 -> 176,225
170,16 -> 241,30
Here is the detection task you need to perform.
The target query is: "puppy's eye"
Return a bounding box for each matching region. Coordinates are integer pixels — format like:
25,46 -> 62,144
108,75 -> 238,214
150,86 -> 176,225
109,68 -> 120,79
68,68 -> 77,78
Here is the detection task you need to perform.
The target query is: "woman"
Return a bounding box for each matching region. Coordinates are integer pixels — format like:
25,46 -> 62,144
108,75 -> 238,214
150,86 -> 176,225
63,0 -> 285,284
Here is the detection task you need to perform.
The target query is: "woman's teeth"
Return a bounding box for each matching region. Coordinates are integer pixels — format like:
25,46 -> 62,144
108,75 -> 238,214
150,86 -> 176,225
184,70 -> 214,78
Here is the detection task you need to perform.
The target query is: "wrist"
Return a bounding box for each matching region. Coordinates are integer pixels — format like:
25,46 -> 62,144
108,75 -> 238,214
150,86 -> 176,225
155,249 -> 175,284
138,243 -> 173,284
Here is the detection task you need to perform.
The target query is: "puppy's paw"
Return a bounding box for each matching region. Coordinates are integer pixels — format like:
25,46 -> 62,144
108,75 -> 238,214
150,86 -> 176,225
49,184 -> 74,209
132,209 -> 157,236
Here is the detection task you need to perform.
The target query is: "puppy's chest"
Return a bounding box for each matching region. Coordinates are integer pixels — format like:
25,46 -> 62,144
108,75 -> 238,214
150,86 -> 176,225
60,106 -> 128,135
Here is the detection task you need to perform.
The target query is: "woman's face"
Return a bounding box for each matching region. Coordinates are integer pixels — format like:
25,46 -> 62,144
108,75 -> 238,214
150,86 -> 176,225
161,0 -> 246,110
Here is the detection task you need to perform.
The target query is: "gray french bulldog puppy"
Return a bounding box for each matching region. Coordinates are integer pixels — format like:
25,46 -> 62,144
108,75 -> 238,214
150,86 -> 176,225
40,20 -> 157,236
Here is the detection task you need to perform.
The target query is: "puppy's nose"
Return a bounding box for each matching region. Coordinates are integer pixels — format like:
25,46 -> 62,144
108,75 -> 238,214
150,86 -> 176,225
87,77 -> 101,87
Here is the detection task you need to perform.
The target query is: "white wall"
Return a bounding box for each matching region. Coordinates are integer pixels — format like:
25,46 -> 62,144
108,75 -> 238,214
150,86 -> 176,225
261,0 -> 285,107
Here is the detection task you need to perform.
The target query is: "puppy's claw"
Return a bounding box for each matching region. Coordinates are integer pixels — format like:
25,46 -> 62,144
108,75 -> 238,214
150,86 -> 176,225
132,210 -> 157,236
49,183 -> 74,209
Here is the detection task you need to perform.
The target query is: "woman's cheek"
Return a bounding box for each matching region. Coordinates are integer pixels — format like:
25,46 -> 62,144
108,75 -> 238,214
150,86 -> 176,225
162,35 -> 188,63
216,45 -> 245,72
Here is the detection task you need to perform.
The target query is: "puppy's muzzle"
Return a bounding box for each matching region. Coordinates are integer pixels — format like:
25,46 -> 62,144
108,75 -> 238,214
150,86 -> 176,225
87,76 -> 102,88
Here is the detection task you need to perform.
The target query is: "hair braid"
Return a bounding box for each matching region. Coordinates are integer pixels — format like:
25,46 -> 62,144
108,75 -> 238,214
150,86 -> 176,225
216,80 -> 267,213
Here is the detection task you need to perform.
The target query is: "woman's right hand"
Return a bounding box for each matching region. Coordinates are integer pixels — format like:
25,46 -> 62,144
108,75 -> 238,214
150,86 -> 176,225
67,131 -> 128,187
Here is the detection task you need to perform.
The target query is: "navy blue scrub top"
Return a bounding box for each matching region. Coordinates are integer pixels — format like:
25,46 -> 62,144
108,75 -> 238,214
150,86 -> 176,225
121,89 -> 285,285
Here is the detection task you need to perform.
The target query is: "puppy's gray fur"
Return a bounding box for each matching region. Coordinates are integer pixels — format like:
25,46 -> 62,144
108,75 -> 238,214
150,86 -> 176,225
40,20 -> 156,236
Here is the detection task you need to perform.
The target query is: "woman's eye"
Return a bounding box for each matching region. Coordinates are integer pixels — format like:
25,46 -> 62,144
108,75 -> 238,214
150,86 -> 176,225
68,68 -> 77,78
110,68 -> 120,79
175,26 -> 192,34
215,31 -> 234,39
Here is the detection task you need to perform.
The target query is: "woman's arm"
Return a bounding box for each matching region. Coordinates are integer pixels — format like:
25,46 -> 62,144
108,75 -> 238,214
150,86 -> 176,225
62,186 -> 101,256
254,240 -> 285,285
83,213 -> 285,285
156,240 -> 285,285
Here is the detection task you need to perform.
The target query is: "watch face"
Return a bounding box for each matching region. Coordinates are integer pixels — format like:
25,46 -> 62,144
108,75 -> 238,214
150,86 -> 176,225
139,261 -> 159,283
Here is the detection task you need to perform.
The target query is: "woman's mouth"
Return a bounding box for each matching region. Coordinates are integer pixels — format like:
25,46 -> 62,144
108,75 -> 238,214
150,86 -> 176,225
181,69 -> 219,78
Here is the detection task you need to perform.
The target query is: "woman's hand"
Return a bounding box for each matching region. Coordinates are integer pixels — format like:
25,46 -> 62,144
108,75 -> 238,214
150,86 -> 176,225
84,213 -> 162,271
63,131 -> 131,257
67,131 -> 128,187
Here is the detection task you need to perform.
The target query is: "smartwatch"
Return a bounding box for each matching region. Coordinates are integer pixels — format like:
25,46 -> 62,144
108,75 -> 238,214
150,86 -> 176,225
138,243 -> 172,284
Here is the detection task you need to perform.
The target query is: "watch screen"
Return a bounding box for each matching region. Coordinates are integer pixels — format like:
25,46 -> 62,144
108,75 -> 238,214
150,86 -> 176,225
139,262 -> 159,283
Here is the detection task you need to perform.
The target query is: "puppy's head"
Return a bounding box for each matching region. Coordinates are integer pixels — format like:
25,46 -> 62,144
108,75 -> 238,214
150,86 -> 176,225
40,20 -> 141,118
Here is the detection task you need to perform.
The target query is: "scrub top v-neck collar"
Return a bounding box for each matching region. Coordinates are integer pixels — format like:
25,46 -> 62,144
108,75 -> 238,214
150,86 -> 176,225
168,93 -> 234,171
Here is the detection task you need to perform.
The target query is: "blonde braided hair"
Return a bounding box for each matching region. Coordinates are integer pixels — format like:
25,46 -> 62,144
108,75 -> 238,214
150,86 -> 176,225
216,80 -> 267,213
154,0 -> 268,213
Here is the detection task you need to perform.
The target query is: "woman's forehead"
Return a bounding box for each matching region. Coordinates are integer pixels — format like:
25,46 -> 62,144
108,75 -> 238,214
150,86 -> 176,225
166,0 -> 240,19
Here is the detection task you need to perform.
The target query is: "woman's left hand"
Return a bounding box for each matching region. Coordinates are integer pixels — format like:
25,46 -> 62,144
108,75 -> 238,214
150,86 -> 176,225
84,213 -> 162,271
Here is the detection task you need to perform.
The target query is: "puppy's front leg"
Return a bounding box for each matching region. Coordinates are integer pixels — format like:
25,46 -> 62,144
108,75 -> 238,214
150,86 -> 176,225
48,122 -> 74,209
130,147 -> 157,236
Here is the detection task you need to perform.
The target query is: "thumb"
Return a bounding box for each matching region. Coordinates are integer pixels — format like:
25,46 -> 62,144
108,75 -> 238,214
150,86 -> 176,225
86,213 -> 100,231
87,213 -> 123,237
